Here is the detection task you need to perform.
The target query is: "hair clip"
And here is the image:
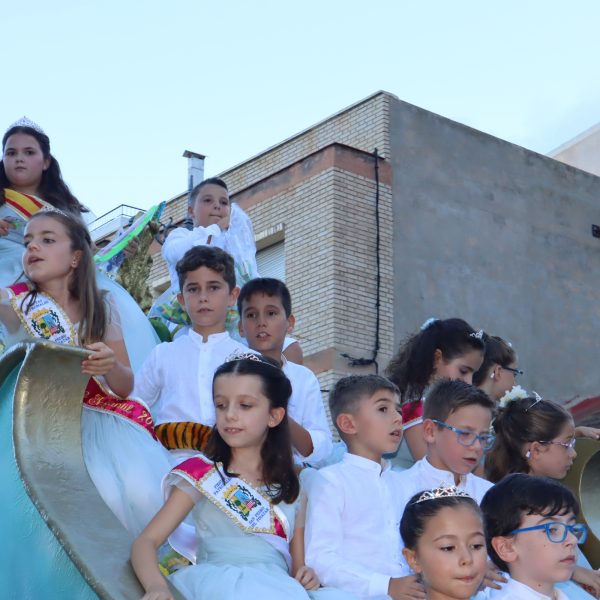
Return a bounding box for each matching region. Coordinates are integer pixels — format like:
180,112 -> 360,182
411,486 -> 472,505
524,391 -> 543,413
6,116 -> 45,135
420,317 -> 438,331
470,330 -> 484,340
498,385 -> 529,408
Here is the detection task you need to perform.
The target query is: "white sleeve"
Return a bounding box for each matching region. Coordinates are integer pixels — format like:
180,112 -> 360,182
132,345 -> 163,408
223,203 -> 260,283
293,370 -> 332,465
304,471 -> 391,597
161,224 -> 222,269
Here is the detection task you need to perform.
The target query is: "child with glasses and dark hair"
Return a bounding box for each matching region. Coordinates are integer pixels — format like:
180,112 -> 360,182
394,380 -> 506,590
472,333 -> 522,403
485,397 -> 600,597
481,474 -> 588,600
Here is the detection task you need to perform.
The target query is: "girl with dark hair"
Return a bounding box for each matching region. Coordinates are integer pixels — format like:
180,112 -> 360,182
385,317 -> 485,469
472,333 -> 520,403
0,117 -> 157,371
0,209 -> 172,536
486,396 -> 600,598
132,357 -> 349,600
400,487 -> 487,600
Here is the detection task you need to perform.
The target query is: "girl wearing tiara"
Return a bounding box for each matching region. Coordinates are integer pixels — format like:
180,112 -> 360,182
132,357 -> 351,600
0,117 -> 156,369
0,209 -> 171,535
400,487 -> 487,600
486,396 -> 600,598
385,318 -> 485,470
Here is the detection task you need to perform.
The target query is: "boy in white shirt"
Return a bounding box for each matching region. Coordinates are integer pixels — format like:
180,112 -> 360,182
481,473 -> 585,600
237,277 -> 332,465
394,380 -> 506,592
304,375 -> 425,599
133,245 -> 248,463
394,380 -> 495,504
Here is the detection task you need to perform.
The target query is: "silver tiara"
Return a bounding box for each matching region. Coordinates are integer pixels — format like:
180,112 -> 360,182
225,350 -> 264,363
420,317 -> 438,331
470,330 -> 484,339
36,206 -> 69,218
6,116 -> 45,135
412,486 -> 472,505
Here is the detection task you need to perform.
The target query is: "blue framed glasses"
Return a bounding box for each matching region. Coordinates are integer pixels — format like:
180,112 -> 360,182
509,522 -> 587,544
431,419 -> 495,450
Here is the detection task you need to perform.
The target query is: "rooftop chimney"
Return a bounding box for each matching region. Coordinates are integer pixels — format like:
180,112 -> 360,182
182,150 -> 206,193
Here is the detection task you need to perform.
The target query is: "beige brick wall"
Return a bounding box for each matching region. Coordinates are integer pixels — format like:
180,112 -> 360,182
221,92 -> 392,194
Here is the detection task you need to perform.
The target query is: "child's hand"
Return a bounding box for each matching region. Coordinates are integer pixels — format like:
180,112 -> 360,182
140,586 -> 173,600
82,342 -> 116,376
123,236 -> 140,260
0,219 -> 13,236
388,575 -> 426,599
575,426 -> 600,440
295,565 -> 320,590
572,566 -> 600,597
217,213 -> 230,231
481,560 -> 507,590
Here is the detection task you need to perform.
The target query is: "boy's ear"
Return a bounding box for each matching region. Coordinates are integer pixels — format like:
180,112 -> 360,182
268,407 -> 285,428
228,286 -> 240,306
336,412 -> 358,436
287,314 -> 296,334
491,536 -> 517,565
422,418 -> 437,443
402,547 -> 421,574
177,291 -> 185,307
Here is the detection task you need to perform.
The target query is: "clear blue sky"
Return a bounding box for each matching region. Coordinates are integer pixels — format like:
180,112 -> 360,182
3,0 -> 599,216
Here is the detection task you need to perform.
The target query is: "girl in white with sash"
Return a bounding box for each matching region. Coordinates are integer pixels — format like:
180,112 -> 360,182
131,357 -> 355,600
0,117 -> 157,372
0,209 -> 172,536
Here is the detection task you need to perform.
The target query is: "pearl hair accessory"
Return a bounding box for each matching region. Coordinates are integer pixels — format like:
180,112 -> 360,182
470,330 -> 484,339
6,116 -> 45,136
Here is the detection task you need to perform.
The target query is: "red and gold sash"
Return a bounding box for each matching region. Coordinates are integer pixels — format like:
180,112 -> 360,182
7,283 -> 157,439
4,188 -> 51,220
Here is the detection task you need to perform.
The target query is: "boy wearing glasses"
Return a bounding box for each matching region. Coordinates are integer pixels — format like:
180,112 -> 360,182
395,379 -> 495,501
481,473 -> 586,599
395,380 -> 506,588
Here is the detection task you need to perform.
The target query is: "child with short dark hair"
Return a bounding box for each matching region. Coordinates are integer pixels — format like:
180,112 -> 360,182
304,375 -> 426,599
485,396 -> 600,597
237,278 -> 331,465
481,474 -> 586,599
134,246 -> 248,462
401,487 -> 487,600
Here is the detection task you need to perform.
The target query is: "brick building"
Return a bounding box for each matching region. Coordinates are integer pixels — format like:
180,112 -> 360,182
148,92 -> 395,425
146,89 -> 600,421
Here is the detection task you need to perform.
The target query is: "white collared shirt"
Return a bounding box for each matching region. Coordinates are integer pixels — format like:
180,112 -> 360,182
281,357 -> 332,466
486,577 -> 569,599
394,457 -> 493,571
133,329 -> 248,426
396,456 -> 493,508
162,224 -> 224,291
304,452 -> 406,597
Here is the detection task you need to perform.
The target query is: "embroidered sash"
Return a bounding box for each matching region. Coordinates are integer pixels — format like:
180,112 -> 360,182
168,455 -> 292,567
402,399 -> 424,430
4,188 -> 51,220
7,283 -> 157,439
